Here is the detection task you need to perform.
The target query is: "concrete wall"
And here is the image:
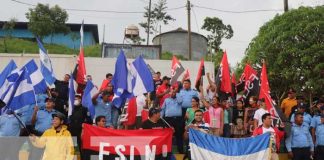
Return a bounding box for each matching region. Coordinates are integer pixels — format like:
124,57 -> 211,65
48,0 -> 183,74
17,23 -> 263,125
0,53 -> 215,89
152,32 -> 208,60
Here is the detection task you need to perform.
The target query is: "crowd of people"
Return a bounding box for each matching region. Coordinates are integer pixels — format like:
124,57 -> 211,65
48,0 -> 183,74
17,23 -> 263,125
0,71 -> 323,160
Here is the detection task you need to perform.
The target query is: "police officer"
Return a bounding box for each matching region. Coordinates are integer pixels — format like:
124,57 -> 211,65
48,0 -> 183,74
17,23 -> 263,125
311,106 -> 324,160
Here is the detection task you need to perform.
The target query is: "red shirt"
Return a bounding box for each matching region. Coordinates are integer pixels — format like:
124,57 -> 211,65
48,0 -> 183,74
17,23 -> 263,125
253,126 -> 284,151
156,84 -> 170,107
141,109 -> 149,122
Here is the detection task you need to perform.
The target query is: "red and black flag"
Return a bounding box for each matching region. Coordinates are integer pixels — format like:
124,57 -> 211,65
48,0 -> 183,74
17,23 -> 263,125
170,56 -> 185,85
195,58 -> 205,91
215,51 -> 232,100
238,64 -> 260,104
73,21 -> 87,94
231,73 -> 237,98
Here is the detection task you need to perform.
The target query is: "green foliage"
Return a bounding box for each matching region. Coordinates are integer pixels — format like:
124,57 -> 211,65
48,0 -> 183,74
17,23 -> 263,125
161,51 -> 187,60
26,3 -> 70,41
241,6 -> 324,98
2,18 -> 17,53
0,38 -> 101,57
139,0 -> 175,36
202,17 -> 233,52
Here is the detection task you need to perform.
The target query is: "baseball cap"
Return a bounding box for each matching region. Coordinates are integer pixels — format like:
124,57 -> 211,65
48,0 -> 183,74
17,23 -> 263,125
288,88 -> 296,94
45,97 -> 55,102
298,104 -> 306,109
149,107 -> 161,116
52,112 -> 66,120
320,105 -> 324,111
162,76 -> 171,81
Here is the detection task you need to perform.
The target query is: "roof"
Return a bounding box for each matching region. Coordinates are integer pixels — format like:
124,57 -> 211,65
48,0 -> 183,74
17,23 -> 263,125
152,27 -> 208,42
0,21 -> 99,43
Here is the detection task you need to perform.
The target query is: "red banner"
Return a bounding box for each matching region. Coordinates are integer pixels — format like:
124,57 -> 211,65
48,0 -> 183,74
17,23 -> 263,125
82,124 -> 173,156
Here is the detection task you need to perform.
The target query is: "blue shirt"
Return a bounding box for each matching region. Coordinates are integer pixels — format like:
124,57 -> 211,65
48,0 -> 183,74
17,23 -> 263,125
95,100 -> 112,127
311,116 -> 324,146
16,94 -> 48,125
35,109 -> 57,133
290,112 -> 312,128
285,123 -> 314,152
0,114 -> 21,136
179,89 -> 198,108
161,96 -> 182,117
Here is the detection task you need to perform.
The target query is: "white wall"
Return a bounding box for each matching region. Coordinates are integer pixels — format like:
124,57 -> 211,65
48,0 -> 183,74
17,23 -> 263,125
0,53 -> 215,89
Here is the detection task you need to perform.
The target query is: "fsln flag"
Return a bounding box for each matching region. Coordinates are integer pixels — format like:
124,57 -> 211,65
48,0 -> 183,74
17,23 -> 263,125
68,73 -> 75,117
231,72 -> 237,98
22,59 -> 47,94
3,69 -> 36,111
131,55 -> 154,96
0,60 -> 17,88
259,62 -> 281,120
82,80 -> 97,119
215,51 -> 232,100
73,21 -> 87,94
195,58 -> 205,91
240,64 -> 260,104
170,56 -> 185,85
111,50 -> 133,108
36,37 -> 56,85
189,128 -> 271,160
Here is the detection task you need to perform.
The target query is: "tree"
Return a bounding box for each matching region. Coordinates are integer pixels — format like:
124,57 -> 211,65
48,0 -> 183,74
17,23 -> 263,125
2,18 -> 17,53
139,0 -> 175,41
240,6 -> 324,101
202,17 -> 233,52
26,3 -> 70,41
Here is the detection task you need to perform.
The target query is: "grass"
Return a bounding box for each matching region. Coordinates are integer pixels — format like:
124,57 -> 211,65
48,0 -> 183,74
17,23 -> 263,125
0,38 -> 101,57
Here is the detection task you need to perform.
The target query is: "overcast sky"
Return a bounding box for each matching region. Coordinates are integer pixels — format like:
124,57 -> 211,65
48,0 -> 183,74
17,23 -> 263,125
1,0 -> 323,66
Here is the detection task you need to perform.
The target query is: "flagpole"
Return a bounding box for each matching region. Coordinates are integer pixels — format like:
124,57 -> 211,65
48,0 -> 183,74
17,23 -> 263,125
160,117 -> 172,128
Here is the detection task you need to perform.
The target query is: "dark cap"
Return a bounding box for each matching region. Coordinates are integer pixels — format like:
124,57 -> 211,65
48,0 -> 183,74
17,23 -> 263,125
162,76 -> 171,81
320,114 -> 324,118
298,104 -> 306,109
45,97 -> 55,102
149,107 -> 161,117
52,112 -> 66,120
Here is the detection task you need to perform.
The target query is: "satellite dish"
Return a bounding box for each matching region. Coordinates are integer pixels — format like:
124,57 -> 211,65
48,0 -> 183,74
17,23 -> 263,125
125,24 -> 139,39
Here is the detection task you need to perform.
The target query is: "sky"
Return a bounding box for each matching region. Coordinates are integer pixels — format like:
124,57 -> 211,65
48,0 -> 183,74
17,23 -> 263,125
1,0 -> 323,66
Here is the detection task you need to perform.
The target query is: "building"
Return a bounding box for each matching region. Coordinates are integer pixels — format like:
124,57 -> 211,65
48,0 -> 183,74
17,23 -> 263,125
0,21 -> 99,49
152,27 -> 208,60
101,43 -> 161,59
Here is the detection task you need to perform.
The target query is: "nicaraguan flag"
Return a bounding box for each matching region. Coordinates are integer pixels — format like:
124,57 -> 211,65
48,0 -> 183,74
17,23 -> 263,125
130,55 -> 154,96
22,59 -> 47,94
0,69 -> 21,100
68,73 -> 75,117
0,60 -> 17,88
2,69 -> 36,111
189,128 -> 271,160
82,80 -> 97,118
111,50 -> 133,108
36,37 -> 56,85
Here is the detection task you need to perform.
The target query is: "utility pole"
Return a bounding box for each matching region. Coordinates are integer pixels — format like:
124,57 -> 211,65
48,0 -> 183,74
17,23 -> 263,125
284,0 -> 288,12
187,0 -> 192,60
147,0 -> 152,45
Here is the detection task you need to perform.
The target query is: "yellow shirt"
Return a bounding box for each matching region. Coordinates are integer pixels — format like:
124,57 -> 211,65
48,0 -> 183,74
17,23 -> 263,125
281,98 -> 297,118
32,125 -> 75,160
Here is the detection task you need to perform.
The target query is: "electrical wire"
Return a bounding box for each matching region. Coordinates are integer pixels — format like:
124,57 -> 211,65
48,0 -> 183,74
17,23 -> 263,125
193,4 -> 283,14
191,7 -> 200,33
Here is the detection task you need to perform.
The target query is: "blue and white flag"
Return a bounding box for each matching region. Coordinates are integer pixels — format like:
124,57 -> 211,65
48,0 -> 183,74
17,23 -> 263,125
22,59 -> 47,94
189,128 -> 271,160
1,69 -> 35,111
111,50 -> 133,108
0,69 -> 21,100
130,55 -> 154,96
37,37 -> 56,85
82,80 -> 97,118
68,73 -> 75,117
0,60 -> 17,88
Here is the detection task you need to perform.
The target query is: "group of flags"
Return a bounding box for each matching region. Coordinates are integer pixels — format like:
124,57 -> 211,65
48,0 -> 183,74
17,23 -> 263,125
0,38 -> 56,113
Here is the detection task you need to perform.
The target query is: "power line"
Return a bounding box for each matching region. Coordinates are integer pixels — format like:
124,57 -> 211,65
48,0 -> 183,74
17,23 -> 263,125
191,7 -> 200,33
193,4 -> 283,14
11,0 -> 184,14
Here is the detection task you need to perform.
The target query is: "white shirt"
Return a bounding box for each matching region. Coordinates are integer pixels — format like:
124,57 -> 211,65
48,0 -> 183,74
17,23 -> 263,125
136,94 -> 146,116
262,126 -> 277,152
254,108 -> 269,126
